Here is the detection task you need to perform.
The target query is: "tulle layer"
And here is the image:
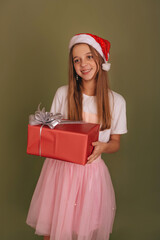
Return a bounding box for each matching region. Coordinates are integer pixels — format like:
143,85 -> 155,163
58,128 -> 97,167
26,157 -> 116,240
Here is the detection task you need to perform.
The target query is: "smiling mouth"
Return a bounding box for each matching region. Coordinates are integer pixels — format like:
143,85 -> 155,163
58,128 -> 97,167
81,69 -> 91,74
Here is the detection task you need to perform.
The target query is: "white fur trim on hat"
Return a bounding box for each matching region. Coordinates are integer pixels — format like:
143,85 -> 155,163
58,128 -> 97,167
69,34 -> 105,59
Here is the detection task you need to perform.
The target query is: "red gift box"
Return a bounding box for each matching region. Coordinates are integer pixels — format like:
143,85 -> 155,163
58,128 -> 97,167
27,122 -> 100,165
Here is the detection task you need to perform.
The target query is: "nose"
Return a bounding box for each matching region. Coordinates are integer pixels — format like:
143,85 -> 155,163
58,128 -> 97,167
80,58 -> 87,67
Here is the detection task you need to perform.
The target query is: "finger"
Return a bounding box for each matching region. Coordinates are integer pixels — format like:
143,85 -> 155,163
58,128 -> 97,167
88,152 -> 101,163
87,158 -> 96,164
88,149 -> 100,160
87,149 -> 97,160
87,154 -> 98,164
87,154 -> 95,161
92,141 -> 99,146
87,159 -> 94,164
87,160 -> 92,164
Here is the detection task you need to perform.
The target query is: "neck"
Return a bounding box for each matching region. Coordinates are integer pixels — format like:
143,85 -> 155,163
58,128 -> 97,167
82,79 -> 96,96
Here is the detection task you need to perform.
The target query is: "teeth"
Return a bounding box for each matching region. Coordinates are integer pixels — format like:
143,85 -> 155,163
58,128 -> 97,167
82,70 -> 90,73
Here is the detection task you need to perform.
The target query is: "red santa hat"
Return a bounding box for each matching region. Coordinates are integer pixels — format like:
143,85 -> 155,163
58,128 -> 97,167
69,33 -> 111,71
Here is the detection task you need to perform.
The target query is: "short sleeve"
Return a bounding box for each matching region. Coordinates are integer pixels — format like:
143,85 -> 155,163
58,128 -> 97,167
50,85 -> 68,117
50,89 -> 62,114
111,93 -> 127,134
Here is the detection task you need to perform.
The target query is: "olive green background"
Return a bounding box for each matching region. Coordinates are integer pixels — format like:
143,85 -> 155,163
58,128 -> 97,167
1,0 -> 160,239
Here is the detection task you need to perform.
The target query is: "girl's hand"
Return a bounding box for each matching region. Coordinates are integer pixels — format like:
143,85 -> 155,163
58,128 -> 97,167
87,135 -> 121,164
87,141 -> 106,164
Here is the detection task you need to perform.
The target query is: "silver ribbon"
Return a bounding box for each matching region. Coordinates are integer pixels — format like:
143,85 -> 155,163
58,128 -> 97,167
29,103 -> 64,129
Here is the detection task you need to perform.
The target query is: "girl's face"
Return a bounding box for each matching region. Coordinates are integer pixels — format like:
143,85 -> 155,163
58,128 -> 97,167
72,44 -> 98,82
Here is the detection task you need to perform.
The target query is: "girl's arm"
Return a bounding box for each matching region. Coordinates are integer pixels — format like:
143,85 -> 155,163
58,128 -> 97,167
87,134 -> 120,164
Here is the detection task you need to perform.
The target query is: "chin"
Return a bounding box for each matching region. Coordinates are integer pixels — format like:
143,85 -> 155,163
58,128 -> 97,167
82,75 -> 95,81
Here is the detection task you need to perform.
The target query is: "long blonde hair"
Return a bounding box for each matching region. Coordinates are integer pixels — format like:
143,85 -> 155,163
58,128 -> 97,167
68,44 -> 111,131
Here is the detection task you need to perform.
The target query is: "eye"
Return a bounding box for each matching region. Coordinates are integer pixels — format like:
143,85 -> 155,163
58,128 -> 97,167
87,55 -> 93,60
73,59 -> 80,64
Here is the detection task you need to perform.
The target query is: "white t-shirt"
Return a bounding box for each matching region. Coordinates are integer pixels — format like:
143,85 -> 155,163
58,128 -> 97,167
50,85 -> 127,143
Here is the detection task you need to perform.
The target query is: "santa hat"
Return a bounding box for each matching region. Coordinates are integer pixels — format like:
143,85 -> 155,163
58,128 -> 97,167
69,33 -> 111,71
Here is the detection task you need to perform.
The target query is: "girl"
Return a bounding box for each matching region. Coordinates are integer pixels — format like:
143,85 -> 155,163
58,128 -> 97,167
26,33 -> 127,240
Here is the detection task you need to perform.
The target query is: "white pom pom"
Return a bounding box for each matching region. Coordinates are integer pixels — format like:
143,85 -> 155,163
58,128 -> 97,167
102,62 -> 111,71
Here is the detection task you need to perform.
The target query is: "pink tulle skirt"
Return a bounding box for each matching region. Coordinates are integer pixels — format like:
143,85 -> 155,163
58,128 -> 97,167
26,157 -> 116,240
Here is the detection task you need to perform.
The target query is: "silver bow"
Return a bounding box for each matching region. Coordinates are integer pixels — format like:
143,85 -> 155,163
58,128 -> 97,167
29,104 -> 63,129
